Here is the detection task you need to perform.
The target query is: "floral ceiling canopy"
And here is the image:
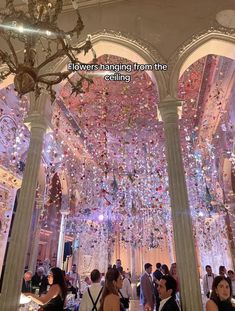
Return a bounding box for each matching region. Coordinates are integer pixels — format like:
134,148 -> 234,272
1,53 -> 235,250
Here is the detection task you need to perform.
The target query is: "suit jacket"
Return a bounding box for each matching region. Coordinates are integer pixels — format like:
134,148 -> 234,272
140,273 -> 155,309
161,297 -> 180,311
22,279 -> 32,293
32,274 -> 48,295
153,269 -> 163,281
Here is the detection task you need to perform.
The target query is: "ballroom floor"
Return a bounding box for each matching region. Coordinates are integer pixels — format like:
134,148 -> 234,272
129,300 -> 142,311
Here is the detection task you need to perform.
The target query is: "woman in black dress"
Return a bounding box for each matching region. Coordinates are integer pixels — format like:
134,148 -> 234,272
206,276 -> 235,311
26,267 -> 67,310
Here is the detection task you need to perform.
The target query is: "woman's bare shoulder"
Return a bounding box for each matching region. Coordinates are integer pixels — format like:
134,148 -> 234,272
206,299 -> 218,311
103,294 -> 120,311
105,293 -> 119,302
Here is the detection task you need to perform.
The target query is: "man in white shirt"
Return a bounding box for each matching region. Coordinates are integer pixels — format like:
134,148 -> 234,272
203,265 -> 216,298
79,269 -> 103,311
158,275 -> 179,311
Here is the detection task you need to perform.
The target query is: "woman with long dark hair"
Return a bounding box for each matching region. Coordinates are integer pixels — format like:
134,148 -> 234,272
161,264 -> 170,276
26,267 -> 67,310
99,268 -> 124,311
206,276 -> 235,311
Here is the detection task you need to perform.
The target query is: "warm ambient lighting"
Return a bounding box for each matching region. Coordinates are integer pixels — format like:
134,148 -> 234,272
0,0 -> 96,100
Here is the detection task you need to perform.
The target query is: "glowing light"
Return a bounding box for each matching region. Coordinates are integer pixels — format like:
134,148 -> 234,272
98,214 -> 104,221
18,25 -> 24,33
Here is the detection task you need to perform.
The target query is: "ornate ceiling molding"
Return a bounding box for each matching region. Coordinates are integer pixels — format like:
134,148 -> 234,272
54,29 -> 169,100
169,24 -> 235,97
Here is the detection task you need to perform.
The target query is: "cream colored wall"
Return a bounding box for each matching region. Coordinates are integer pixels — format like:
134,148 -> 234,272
111,234 -> 172,276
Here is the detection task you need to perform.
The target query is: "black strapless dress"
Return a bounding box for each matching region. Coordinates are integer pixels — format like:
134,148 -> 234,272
41,295 -> 64,311
213,299 -> 235,311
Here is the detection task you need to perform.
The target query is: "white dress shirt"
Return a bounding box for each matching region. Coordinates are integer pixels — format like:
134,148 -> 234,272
159,296 -> 171,311
203,274 -> 216,296
79,283 -> 103,311
119,278 -> 132,298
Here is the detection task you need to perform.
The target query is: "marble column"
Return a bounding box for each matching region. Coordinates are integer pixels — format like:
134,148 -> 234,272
130,245 -> 137,282
166,226 -> 175,264
28,198 -> 44,274
56,210 -> 69,269
0,91 -> 51,311
158,96 -> 203,311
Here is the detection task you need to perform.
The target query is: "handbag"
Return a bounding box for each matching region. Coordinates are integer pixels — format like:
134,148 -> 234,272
119,290 -> 129,309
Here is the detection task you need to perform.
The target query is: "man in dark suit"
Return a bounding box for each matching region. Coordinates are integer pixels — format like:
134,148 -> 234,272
140,263 -> 155,310
32,266 -> 48,295
22,271 -> 33,293
153,263 -> 163,311
158,275 -> 180,311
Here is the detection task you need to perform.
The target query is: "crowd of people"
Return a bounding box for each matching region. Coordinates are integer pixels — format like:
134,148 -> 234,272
21,259 -> 132,311
20,259 -> 235,311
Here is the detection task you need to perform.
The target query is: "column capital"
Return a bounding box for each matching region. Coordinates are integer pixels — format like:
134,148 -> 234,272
158,95 -> 183,123
24,91 -> 53,131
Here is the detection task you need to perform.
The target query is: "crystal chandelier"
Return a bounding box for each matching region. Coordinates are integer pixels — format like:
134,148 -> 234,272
0,0 -> 96,100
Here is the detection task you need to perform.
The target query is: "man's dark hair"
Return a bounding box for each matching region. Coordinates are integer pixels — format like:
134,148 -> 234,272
72,264 -> 76,267
156,263 -> 161,269
205,265 -> 211,270
90,269 -> 101,282
219,265 -> 226,274
161,275 -> 177,299
144,263 -> 152,270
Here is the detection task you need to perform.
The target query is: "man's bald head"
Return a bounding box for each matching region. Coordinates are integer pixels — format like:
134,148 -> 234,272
24,271 -> 32,281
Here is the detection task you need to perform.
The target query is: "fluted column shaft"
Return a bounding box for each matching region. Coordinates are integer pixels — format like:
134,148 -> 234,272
57,211 -> 69,269
0,128 -> 47,309
158,97 -> 203,311
28,199 -> 44,274
130,245 -> 137,282
0,92 -> 51,311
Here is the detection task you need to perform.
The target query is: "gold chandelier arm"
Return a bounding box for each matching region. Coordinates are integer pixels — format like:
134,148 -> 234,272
66,10 -> 84,38
58,36 -> 75,62
0,50 -> 17,73
0,69 -> 11,80
38,71 -> 71,85
37,48 -> 68,71
70,40 -> 94,57
1,35 -> 18,67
